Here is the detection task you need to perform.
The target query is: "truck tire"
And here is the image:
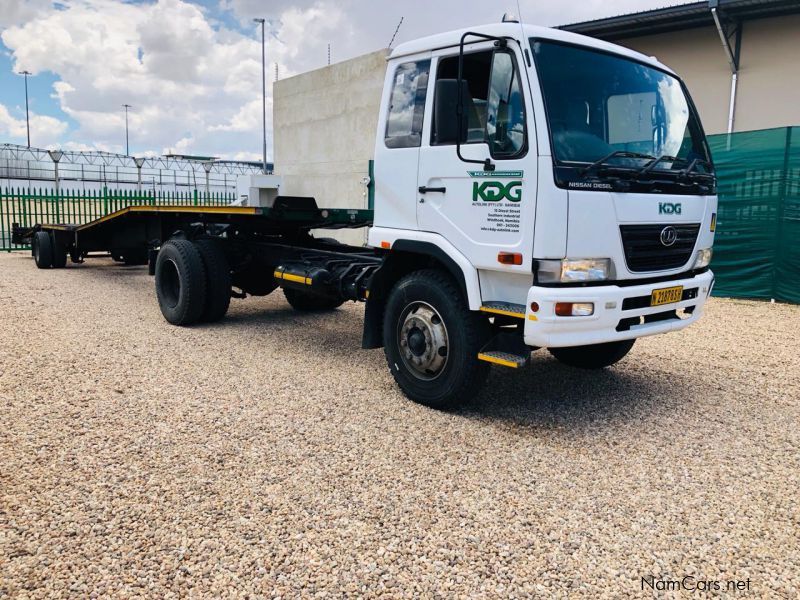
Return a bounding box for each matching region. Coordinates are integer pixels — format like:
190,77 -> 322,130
283,288 -> 344,311
382,269 -> 489,410
549,339 -> 635,369
154,239 -> 207,325
194,239 -> 231,322
50,232 -> 67,268
33,231 -> 53,269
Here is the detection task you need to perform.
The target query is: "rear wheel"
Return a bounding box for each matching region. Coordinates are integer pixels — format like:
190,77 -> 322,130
195,239 -> 232,322
283,287 -> 344,311
50,233 -> 67,268
154,239 -> 207,325
382,269 -> 489,410
549,339 -> 635,369
33,231 -> 53,269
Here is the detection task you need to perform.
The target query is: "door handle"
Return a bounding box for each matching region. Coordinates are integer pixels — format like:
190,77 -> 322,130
418,186 -> 446,194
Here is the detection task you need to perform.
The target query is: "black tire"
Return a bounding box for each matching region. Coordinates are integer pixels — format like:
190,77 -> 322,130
50,233 -> 67,268
549,339 -> 636,369
283,287 -> 344,311
382,269 -> 489,410
33,231 -> 53,269
194,239 -> 232,322
154,239 -> 207,325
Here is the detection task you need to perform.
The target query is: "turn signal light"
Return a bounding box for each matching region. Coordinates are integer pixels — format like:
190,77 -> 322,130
710,212 -> 717,232
380,241 -> 391,249
498,252 -> 523,265
555,302 -> 594,317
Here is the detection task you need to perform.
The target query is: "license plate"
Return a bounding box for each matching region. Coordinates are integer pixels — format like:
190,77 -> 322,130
651,285 -> 684,307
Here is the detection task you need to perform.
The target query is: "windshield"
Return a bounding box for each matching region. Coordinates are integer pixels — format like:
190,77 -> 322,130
531,39 -> 712,177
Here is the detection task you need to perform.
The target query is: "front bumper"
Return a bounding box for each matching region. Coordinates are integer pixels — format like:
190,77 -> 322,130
524,270 -> 714,348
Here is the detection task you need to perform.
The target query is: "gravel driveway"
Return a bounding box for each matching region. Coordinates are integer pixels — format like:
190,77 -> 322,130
1,252 -> 798,598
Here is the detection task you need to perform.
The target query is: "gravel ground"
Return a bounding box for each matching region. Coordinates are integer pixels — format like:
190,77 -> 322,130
1,251 -> 798,598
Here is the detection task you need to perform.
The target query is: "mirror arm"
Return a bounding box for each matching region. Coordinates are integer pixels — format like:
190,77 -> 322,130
456,32 -> 513,172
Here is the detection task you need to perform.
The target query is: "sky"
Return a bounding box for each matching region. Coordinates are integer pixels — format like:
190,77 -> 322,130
0,0 -> 694,161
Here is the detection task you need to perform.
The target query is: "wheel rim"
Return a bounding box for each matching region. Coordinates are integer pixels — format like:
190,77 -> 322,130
397,301 -> 449,380
160,258 -> 181,308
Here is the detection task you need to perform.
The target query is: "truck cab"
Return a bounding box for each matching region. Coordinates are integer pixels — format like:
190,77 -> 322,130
366,21 -> 716,405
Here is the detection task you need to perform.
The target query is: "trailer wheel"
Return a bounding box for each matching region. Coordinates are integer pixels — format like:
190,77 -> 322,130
154,239 -> 207,325
195,239 -> 231,322
50,233 -> 68,268
549,339 -> 636,369
382,269 -> 489,410
33,231 -> 53,269
283,288 -> 344,311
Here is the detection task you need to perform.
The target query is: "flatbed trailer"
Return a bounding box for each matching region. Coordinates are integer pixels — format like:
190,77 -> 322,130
13,196 -> 384,316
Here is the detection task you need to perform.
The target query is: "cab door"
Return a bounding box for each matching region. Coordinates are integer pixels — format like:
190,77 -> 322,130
416,44 -> 535,273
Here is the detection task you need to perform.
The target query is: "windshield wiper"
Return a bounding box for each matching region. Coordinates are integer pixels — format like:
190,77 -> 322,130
638,155 -> 714,179
579,150 -> 656,177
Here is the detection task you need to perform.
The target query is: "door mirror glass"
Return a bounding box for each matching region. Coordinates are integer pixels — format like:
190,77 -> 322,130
486,52 -> 526,158
433,79 -> 469,145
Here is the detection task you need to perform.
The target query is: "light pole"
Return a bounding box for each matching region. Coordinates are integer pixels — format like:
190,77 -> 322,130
253,18 -> 268,174
19,70 -> 31,147
122,104 -> 132,156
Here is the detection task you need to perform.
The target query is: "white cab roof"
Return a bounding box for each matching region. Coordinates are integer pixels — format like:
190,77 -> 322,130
390,22 -> 674,75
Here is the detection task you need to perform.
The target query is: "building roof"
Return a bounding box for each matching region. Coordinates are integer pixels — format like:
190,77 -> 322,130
559,0 -> 800,41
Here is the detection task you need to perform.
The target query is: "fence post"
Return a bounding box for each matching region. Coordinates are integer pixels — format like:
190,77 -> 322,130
772,127 -> 793,301
103,185 -> 109,216
193,188 -> 198,206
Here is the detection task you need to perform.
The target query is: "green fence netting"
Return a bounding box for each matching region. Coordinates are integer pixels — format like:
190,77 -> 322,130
707,126 -> 799,304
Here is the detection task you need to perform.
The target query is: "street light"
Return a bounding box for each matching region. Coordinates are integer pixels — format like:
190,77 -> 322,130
122,104 -> 132,156
18,70 -> 31,147
253,18 -> 268,174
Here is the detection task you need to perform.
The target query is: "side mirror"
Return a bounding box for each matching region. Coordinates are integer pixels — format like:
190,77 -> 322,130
433,79 -> 469,145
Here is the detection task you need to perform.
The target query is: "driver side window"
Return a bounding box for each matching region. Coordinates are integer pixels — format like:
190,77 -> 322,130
432,50 -> 527,159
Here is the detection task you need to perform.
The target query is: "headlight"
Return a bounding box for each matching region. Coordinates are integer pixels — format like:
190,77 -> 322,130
537,258 -> 613,283
694,247 -> 713,269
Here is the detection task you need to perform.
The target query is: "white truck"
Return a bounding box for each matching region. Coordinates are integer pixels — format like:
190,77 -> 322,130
20,18 -> 717,410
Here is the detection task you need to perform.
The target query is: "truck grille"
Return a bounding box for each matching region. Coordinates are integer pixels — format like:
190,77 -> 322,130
619,224 -> 700,272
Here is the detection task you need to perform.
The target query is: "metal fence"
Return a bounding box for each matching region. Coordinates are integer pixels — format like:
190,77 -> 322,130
0,143 -> 266,195
1,186 -> 234,251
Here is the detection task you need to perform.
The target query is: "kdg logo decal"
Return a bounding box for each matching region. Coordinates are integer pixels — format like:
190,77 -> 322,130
472,181 -> 522,202
659,202 -> 682,215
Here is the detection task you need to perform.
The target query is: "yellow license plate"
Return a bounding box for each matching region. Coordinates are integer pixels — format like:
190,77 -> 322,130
651,285 -> 684,307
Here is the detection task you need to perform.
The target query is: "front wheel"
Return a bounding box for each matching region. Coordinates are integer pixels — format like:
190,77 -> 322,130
382,269 -> 489,410
548,339 -> 635,369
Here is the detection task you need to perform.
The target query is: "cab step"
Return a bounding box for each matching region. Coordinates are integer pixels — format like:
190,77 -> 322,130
480,301 -> 526,319
477,331 -> 531,369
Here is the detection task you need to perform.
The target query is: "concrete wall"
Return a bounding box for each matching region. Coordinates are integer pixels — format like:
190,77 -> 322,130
273,49 -> 388,245
617,14 -> 800,134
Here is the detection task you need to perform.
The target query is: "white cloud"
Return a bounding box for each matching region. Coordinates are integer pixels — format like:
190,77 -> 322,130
0,0 -> 344,159
0,0 -> 51,28
0,102 -> 68,147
